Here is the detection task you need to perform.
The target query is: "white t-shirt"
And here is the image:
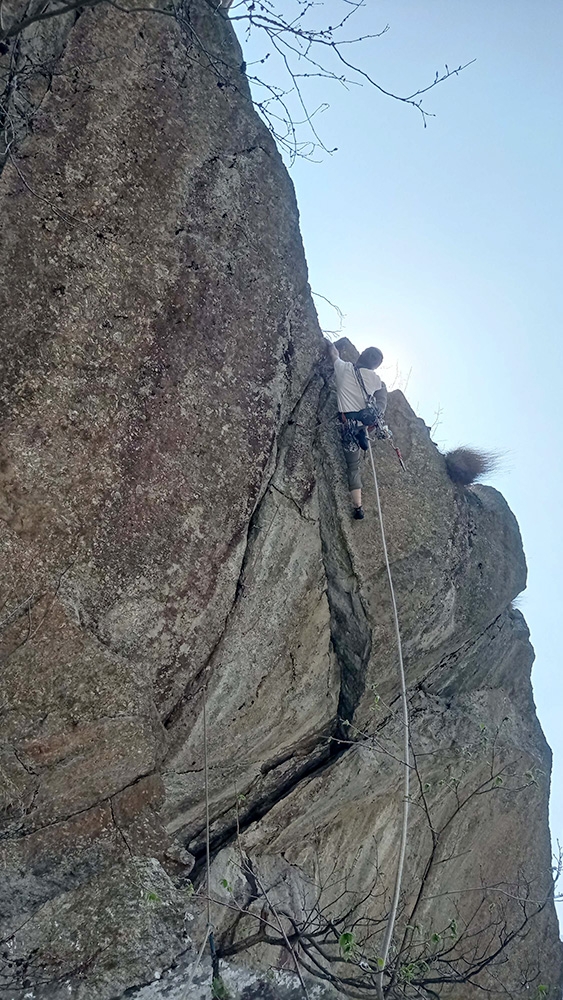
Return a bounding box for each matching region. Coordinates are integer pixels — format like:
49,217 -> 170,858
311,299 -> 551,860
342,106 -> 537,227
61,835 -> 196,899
334,358 -> 382,413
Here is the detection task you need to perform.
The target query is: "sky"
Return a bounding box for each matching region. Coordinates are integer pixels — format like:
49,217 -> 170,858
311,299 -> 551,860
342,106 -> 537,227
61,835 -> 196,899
233,0 -> 563,910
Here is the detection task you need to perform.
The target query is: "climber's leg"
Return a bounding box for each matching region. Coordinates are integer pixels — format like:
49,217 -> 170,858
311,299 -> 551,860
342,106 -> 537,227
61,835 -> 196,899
344,450 -> 364,516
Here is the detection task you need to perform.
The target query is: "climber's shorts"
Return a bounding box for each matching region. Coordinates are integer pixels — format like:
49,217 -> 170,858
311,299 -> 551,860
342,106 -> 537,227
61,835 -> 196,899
343,448 -> 362,492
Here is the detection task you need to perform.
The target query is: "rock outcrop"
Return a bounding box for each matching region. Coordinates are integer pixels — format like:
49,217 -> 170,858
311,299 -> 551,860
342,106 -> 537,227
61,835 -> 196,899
0,2 -> 561,998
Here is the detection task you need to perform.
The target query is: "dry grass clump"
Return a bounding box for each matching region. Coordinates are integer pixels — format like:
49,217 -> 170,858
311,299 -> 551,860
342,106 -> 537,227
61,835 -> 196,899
444,447 -> 499,485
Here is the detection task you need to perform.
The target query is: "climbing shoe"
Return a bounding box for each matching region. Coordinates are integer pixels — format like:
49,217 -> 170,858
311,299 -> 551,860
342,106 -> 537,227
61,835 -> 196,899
353,506 -> 365,520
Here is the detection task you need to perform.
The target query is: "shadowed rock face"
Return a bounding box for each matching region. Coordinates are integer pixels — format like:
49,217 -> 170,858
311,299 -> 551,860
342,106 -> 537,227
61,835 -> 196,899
0,3 -> 561,999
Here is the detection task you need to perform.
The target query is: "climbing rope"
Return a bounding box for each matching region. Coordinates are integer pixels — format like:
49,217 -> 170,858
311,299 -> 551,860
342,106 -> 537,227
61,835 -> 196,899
182,923 -> 211,996
186,438 -> 409,1000
366,440 -> 411,1000
203,682 -> 212,929
181,683 -> 214,997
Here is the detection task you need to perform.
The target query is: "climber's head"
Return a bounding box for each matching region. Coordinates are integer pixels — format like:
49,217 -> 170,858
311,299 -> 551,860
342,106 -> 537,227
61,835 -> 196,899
356,347 -> 383,370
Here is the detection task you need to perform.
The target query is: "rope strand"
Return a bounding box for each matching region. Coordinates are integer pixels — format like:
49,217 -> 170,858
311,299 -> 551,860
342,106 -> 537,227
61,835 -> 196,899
203,682 -> 211,929
367,441 -> 410,1000
186,441 -> 408,1000
181,923 -> 211,997
182,684 -> 213,998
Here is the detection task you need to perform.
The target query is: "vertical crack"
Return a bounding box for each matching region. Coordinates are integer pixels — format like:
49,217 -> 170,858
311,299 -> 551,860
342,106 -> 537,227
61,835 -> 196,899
315,374 -> 372,738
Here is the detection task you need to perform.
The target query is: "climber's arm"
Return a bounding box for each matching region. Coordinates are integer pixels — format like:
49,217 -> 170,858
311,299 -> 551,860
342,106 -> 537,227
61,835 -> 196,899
325,340 -> 339,364
375,382 -> 388,415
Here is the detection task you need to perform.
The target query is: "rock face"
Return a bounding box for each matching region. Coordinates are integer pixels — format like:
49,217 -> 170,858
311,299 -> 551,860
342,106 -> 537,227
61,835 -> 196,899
0,3 -> 561,999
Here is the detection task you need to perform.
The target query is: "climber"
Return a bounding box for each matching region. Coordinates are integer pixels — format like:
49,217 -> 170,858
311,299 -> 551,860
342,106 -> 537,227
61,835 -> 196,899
326,339 -> 388,520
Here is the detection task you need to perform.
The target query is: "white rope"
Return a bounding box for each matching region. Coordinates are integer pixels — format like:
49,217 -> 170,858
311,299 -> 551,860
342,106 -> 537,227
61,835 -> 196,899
181,923 -> 211,997
203,682 -> 211,929
181,684 -> 213,998
184,442 -> 408,1000
366,440 -> 410,1000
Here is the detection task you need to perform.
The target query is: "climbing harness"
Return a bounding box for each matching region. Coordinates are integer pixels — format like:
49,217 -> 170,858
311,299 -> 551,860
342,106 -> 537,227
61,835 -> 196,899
352,366 -> 407,473
340,407 -> 406,473
339,413 -> 365,453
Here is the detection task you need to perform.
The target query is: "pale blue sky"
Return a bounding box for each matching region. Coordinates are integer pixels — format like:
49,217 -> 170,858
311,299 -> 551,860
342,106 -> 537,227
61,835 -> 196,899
235,0 -> 562,905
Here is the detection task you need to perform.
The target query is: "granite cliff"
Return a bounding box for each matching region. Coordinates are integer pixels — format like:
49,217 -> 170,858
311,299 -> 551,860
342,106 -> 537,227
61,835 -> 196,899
0,2 -> 561,998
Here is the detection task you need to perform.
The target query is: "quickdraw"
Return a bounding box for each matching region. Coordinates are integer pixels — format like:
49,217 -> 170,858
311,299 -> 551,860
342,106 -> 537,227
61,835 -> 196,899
371,411 -> 407,473
353,366 -> 407,473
